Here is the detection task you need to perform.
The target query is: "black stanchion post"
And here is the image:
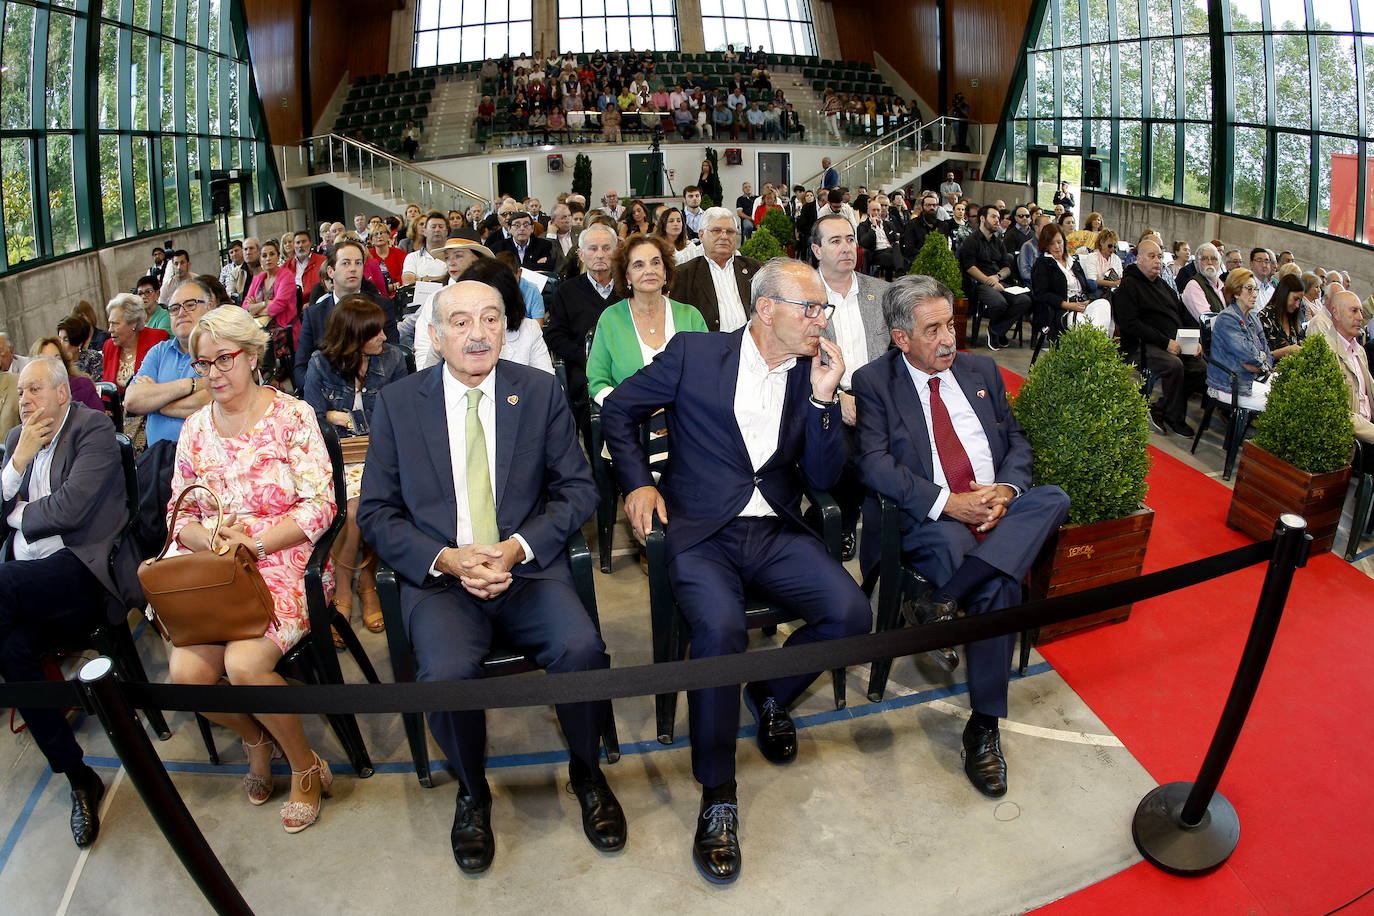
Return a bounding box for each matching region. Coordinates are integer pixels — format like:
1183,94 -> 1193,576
1131,513 -> 1311,876
77,657 -> 255,916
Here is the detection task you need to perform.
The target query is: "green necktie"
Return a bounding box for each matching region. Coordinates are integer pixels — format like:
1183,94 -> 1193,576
464,388 -> 499,545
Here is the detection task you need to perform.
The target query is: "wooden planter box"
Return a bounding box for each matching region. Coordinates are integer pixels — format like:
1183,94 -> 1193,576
1028,506 -> 1155,643
954,297 -> 969,350
1226,441 -> 1351,555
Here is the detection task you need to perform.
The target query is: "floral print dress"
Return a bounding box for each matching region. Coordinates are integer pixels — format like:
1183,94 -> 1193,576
169,389 -> 337,654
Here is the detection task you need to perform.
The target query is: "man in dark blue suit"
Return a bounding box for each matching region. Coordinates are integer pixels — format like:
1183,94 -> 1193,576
852,275 -> 1069,799
601,258 -> 871,884
358,281 -> 624,875
292,239 -> 398,389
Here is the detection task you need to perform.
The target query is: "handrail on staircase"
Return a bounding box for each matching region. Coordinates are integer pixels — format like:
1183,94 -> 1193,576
278,133 -> 487,210
797,116 -> 978,192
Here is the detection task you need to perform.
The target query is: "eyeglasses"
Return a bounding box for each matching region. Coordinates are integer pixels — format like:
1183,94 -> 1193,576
705,227 -> 738,236
1015,212 -> 1030,219
190,349 -> 245,377
167,299 -> 210,316
1240,283 -> 1261,292
770,296 -> 834,320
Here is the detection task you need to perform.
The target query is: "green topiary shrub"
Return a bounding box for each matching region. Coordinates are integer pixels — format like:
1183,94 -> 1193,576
740,225 -> 784,261
759,207 -> 795,246
908,228 -> 964,299
1011,322 -> 1151,525
572,153 -> 592,198
1253,333 -> 1354,474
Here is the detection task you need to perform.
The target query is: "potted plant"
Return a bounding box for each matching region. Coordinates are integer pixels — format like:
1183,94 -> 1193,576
1226,333 -> 1354,554
572,153 -> 593,198
909,230 -> 969,348
740,225 -> 784,261
759,207 -> 796,256
1011,322 -> 1154,640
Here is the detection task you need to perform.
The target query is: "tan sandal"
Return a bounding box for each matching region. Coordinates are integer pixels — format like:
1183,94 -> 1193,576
331,558 -> 361,649
281,752 -> 333,834
357,552 -> 383,633
242,729 -> 282,806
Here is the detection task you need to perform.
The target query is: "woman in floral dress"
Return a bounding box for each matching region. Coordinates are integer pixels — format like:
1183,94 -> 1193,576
165,305 -> 338,834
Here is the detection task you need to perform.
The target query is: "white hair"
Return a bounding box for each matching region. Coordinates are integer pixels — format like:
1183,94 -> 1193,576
578,223 -> 618,250
106,292 -> 146,328
24,355 -> 70,392
702,206 -> 735,225
1195,242 -> 1221,261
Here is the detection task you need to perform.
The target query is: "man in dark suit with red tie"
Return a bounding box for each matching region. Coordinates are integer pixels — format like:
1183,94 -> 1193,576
852,275 -> 1069,799
601,258 -> 871,884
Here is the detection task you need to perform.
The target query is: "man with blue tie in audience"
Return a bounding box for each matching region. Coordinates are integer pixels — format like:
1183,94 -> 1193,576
357,281 -> 624,875
601,258 -> 871,884
852,275 -> 1069,799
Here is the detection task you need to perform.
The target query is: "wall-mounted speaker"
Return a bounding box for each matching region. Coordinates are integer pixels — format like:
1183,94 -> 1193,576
725,148 -> 743,166
548,154 -> 564,173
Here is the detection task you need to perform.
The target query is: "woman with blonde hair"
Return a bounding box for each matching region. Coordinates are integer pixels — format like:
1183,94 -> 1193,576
167,305 -> 338,833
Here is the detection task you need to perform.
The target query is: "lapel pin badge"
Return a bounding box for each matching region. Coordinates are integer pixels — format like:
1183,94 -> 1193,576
507,395 -> 519,405
977,389 -> 987,398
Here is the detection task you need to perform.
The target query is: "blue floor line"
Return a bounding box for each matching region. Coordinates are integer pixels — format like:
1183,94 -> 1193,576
0,767 -> 54,879
75,661 -> 1055,778
1351,543 -> 1374,562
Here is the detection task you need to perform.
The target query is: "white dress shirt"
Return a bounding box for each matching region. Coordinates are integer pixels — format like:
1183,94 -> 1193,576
824,272 -> 868,388
734,326 -> 792,517
684,207 -> 707,236
901,360 -> 1003,520
709,256 -> 748,332
1256,278 -> 1276,310
403,247 -> 445,281
1,406 -> 72,561
428,366 -> 534,575
292,255 -> 312,289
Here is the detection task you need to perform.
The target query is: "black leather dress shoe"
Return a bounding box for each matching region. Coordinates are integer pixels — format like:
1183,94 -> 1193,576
451,793 -> 495,874
692,795 -> 741,884
745,685 -> 797,763
69,773 -> 105,849
962,721 -> 1008,798
569,772 -> 627,851
902,588 -> 960,671
841,532 -> 857,562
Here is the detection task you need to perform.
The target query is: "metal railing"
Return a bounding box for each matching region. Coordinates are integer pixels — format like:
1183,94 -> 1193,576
275,133 -> 486,211
798,116 -> 981,191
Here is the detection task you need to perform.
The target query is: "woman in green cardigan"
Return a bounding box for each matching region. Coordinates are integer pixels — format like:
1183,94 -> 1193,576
587,233 -> 708,405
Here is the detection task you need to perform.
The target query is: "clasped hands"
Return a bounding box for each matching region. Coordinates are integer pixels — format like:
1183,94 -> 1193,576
436,540 -> 526,599
943,483 -> 1015,533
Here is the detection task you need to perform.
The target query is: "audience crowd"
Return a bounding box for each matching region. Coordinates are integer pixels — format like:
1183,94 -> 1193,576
1,157 -> 1369,886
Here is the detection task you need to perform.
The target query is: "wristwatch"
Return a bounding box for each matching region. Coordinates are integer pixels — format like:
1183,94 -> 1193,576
188,377 -> 196,395
254,537 -> 267,561
809,391 -> 840,409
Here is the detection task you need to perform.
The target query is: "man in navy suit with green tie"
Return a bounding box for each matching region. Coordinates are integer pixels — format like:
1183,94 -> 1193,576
358,281 -> 624,875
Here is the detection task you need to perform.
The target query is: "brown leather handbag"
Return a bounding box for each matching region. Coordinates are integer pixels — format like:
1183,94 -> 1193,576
338,435 -> 369,466
138,484 -> 280,648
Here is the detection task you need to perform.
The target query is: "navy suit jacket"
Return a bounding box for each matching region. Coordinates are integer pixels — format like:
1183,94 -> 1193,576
852,349 -> 1032,525
293,290 -> 399,390
601,328 -> 844,561
488,235 -> 559,272
357,359 -> 597,615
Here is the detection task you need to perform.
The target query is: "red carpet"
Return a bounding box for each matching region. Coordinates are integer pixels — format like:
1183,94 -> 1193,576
1001,363 -> 1374,914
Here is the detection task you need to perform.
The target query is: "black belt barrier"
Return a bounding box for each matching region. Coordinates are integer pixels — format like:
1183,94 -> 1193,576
0,516 -> 1312,915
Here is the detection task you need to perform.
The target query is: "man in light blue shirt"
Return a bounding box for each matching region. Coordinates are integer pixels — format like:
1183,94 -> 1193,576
125,279 -> 215,446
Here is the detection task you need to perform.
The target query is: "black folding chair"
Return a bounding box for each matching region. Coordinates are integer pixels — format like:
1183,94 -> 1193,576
95,381 -> 123,429
865,494 -> 1037,702
1190,357 -> 1261,482
196,422 -> 380,776
45,434 -> 171,740
375,531 -> 620,788
645,486 -> 849,745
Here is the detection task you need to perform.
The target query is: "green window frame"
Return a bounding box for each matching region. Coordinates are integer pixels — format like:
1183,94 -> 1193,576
0,0 -> 283,273
987,0 -> 1374,247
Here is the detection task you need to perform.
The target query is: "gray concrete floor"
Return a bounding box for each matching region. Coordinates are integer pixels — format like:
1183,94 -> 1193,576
2,336 -> 1367,915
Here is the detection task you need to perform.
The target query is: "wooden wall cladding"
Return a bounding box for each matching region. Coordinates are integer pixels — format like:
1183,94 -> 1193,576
946,0 -> 1035,121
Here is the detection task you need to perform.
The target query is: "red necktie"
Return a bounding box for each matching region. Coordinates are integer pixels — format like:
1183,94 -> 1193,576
929,378 -> 986,540
928,378 -> 976,494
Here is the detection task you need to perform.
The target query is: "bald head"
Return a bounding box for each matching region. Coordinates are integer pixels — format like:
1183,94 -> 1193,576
428,281 -> 505,384
1136,238 -> 1164,281
1329,290 -> 1364,340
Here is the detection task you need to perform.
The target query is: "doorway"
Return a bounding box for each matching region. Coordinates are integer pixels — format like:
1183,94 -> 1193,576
757,151 -> 790,195
493,159 -> 529,202
1031,151 -> 1083,212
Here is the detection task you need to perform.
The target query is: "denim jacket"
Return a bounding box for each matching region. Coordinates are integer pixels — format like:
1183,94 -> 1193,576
303,344 -> 409,434
1208,302 -> 1273,397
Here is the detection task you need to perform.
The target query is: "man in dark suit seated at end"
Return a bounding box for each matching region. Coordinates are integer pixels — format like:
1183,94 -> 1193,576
292,239 -> 398,390
1,358 -> 145,848
852,275 -> 1069,799
601,258 -> 871,885
358,281 -> 625,875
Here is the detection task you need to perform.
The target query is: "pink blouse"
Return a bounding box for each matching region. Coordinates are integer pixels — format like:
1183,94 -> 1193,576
244,268 -> 300,344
